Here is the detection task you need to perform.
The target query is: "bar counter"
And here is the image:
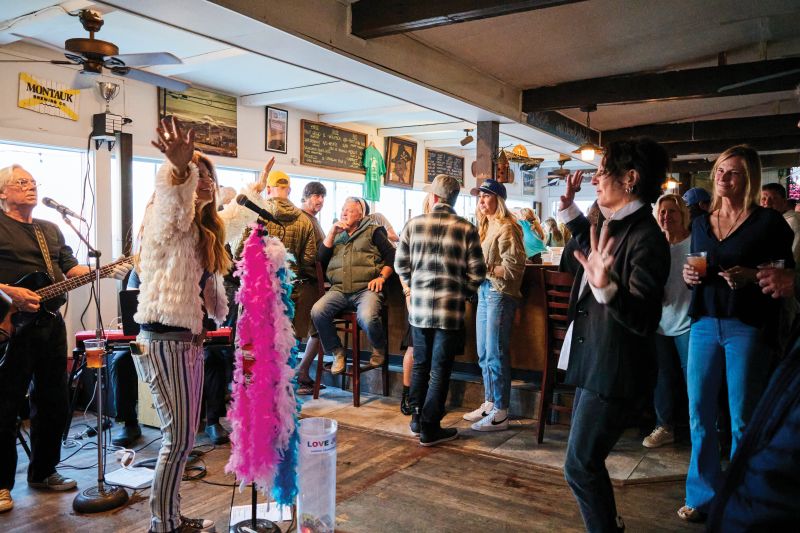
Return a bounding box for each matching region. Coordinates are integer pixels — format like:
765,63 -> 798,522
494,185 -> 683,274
383,263 -> 552,372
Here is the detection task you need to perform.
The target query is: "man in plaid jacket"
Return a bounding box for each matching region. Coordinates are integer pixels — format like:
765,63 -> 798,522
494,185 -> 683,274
395,174 -> 486,447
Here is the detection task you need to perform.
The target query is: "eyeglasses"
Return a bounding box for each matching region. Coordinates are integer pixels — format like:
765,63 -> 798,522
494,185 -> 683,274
9,178 -> 37,190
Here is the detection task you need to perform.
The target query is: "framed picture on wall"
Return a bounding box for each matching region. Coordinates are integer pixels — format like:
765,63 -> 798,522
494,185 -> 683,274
158,87 -> 237,157
384,136 -> 416,188
266,106 -> 288,153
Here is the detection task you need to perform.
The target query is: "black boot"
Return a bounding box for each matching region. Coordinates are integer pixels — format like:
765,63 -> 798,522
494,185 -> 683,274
400,387 -> 413,416
205,422 -> 230,445
111,423 -> 142,448
409,410 -> 420,436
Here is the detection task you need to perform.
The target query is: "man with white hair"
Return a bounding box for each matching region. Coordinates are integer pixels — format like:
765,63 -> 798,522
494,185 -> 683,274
311,197 -> 395,375
0,165 -> 127,513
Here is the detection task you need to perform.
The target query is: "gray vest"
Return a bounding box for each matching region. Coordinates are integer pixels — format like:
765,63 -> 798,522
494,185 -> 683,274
327,220 -> 383,293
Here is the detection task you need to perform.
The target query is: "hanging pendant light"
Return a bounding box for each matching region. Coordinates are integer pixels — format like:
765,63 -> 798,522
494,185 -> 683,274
572,104 -> 604,162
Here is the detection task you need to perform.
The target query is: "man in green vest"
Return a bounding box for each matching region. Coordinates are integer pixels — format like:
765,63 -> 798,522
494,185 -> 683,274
311,197 -> 395,374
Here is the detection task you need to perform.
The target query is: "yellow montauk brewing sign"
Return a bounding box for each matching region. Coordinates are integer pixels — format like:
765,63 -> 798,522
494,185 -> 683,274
18,72 -> 80,121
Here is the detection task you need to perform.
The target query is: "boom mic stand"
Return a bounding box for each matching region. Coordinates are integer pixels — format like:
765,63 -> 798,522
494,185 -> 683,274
61,214 -> 129,513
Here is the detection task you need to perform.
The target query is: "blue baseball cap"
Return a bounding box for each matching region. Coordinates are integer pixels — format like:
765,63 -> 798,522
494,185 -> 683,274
470,178 -> 507,200
683,187 -> 711,206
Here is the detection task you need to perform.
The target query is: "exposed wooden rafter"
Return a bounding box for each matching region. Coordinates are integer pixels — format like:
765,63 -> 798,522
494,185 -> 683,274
603,114 -> 800,145
671,152 -> 800,173
662,135 -> 800,157
351,0 -> 586,39
522,58 -> 800,112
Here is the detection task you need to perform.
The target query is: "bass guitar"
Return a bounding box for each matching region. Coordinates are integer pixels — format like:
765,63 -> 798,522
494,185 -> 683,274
0,256 -> 133,343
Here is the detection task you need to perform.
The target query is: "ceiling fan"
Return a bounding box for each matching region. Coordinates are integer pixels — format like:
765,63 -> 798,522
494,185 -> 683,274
1,9 -> 190,91
548,154 -> 572,178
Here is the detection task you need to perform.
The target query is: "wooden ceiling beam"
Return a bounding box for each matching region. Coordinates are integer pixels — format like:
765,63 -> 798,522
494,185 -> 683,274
671,152 -> 800,173
522,58 -> 800,112
603,114 -> 800,145
351,0 -> 586,39
662,135 -> 800,157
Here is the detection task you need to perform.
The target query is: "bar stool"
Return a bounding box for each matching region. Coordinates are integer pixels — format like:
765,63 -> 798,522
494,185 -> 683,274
536,268 -> 576,443
312,262 -> 389,407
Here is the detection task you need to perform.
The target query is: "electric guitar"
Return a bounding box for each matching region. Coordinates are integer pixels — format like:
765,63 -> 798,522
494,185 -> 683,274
0,256 -> 133,343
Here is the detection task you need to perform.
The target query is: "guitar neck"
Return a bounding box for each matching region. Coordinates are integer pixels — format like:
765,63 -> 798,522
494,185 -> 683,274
36,258 -> 131,302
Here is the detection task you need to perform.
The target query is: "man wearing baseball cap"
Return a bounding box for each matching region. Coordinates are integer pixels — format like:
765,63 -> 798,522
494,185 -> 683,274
395,174 -> 486,446
683,187 -> 711,222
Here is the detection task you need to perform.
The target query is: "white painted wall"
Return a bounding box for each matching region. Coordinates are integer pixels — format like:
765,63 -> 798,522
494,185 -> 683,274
0,56 -> 489,346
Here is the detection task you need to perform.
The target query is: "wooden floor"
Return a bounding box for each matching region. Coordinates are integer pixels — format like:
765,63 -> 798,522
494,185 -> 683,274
3,417 -> 703,532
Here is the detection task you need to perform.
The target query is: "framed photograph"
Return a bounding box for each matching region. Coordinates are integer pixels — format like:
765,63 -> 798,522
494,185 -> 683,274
158,87 -> 237,157
266,106 -> 288,153
384,137 -> 417,188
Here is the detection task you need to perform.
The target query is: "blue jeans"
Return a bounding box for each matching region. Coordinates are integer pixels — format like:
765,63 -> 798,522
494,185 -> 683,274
475,281 -> 518,410
684,317 -> 771,511
652,331 -> 689,428
564,387 -> 630,533
310,288 -> 386,354
409,327 -> 461,431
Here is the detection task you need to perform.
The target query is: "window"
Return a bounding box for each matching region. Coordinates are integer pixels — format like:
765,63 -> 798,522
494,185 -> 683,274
0,141 -> 91,257
550,200 -> 594,219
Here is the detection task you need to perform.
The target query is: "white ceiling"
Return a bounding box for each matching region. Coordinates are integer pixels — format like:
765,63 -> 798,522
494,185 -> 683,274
3,0 -> 797,162
0,0 -> 568,160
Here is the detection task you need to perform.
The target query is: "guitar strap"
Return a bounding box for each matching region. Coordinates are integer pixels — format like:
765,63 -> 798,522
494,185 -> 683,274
32,223 -> 57,282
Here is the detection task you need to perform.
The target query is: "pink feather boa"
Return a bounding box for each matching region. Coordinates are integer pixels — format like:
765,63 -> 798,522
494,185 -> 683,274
225,225 -> 298,492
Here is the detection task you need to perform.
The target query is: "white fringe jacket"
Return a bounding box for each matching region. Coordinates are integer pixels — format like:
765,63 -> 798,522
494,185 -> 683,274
134,162 -> 228,334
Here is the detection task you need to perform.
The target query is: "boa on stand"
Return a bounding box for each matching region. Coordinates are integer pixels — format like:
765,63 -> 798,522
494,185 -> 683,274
225,223 -> 301,505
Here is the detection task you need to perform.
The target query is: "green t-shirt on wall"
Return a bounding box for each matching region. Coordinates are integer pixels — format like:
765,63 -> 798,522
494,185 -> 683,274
362,145 -> 385,201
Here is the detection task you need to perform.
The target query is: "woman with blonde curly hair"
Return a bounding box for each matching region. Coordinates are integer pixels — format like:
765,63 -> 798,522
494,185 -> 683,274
516,207 -> 547,263
464,179 -> 526,431
133,117 -> 230,533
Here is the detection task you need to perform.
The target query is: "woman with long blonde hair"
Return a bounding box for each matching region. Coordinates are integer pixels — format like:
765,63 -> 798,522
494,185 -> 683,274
132,117 -> 230,533
679,145 -> 794,522
464,179 -> 526,431
543,217 -> 564,247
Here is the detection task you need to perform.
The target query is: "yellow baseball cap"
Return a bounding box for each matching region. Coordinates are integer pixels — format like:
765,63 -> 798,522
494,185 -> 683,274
267,170 -> 290,187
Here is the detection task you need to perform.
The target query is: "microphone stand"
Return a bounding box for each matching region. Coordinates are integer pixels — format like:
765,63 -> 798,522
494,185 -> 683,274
62,214 -> 129,513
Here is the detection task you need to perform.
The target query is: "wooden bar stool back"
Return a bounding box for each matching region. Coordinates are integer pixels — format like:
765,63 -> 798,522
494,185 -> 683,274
536,269 -> 576,443
312,261 -> 389,406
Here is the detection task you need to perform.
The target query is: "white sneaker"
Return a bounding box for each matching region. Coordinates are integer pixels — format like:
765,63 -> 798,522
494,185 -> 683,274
642,425 -> 674,448
463,401 -> 494,422
471,409 -> 509,432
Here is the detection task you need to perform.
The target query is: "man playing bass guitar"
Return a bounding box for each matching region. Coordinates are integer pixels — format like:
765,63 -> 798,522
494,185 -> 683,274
0,165 -> 129,514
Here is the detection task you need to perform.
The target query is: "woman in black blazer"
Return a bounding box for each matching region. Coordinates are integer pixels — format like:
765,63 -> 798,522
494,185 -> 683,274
559,139 -> 671,533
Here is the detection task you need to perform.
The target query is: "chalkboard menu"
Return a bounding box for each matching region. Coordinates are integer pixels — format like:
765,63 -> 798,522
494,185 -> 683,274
425,149 -> 465,186
301,120 -> 366,173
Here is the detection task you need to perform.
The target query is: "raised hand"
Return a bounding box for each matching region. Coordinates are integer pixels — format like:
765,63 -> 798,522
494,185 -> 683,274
559,170 -> 584,211
152,116 -> 195,172
255,157 -> 276,195
573,222 -> 615,289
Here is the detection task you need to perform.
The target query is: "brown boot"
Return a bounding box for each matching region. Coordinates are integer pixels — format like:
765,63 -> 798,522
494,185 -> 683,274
331,347 -> 346,374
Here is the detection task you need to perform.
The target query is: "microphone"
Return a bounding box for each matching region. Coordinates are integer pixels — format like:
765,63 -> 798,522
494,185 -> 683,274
42,197 -> 86,222
235,194 -> 282,225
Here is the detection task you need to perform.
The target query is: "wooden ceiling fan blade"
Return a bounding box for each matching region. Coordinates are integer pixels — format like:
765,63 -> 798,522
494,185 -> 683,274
112,66 -> 190,92
718,68 -> 800,93
105,52 -> 182,68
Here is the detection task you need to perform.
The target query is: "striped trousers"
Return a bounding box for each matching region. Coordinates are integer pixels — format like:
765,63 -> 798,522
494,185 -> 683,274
132,336 -> 204,533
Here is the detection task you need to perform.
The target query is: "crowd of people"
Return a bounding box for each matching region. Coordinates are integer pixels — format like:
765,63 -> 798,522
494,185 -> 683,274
0,117 -> 798,532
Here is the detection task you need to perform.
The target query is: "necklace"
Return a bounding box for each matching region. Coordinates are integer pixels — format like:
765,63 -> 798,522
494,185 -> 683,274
716,207 -> 746,241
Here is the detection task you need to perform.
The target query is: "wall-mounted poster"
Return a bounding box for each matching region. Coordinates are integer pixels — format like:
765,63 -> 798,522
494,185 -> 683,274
266,106 -> 288,153
158,87 -> 237,157
18,72 -> 80,121
385,137 -> 416,188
